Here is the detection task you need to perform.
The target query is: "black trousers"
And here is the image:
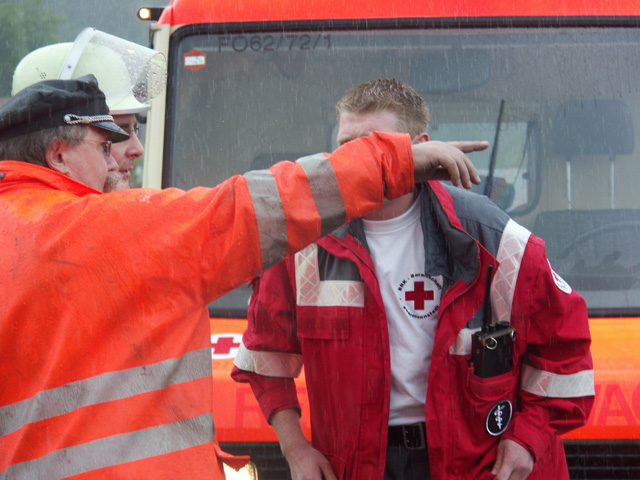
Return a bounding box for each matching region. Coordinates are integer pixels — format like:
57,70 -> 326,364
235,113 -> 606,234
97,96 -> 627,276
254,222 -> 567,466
383,444 -> 431,480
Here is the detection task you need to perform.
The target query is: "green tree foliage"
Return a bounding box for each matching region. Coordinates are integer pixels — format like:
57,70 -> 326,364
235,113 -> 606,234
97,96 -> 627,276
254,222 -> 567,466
0,0 -> 64,97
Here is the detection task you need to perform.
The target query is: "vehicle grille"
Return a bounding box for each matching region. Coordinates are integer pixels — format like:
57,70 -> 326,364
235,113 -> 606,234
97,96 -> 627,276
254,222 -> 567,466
222,440 -> 640,480
566,440 -> 640,479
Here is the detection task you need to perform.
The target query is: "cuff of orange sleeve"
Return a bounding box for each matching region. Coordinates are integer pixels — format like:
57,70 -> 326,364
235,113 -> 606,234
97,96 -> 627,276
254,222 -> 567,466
369,131 -> 414,200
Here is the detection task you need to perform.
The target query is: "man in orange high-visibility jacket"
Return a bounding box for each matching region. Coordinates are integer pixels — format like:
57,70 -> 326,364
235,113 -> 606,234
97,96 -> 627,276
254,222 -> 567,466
0,75 -> 487,479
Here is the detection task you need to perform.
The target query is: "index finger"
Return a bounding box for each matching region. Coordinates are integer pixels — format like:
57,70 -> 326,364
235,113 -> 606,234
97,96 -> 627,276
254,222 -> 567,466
447,141 -> 490,153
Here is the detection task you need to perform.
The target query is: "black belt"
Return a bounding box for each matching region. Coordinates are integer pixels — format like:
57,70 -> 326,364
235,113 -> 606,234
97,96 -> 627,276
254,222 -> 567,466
387,422 -> 427,450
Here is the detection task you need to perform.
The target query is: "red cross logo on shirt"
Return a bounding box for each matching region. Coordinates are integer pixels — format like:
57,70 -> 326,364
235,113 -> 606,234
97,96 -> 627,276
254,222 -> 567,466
405,281 -> 434,310
211,334 -> 242,359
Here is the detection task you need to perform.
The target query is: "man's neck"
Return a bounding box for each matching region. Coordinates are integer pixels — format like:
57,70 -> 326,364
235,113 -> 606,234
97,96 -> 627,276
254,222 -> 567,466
364,191 -> 418,221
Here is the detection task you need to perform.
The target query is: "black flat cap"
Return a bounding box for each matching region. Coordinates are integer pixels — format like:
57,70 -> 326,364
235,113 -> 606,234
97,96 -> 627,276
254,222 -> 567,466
0,74 -> 129,142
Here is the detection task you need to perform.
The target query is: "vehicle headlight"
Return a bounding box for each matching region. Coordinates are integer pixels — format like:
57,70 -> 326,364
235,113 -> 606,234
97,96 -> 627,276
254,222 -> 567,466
223,461 -> 258,480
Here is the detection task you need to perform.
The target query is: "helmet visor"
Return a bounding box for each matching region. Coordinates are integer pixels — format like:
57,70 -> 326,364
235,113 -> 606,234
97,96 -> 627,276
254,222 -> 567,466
59,28 -> 167,105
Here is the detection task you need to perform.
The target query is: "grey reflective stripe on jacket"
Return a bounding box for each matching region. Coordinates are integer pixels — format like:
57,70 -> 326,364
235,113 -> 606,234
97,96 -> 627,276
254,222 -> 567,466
296,153 -> 346,237
0,348 -> 214,479
2,415 -> 214,480
245,169 -> 288,271
245,153 -> 346,272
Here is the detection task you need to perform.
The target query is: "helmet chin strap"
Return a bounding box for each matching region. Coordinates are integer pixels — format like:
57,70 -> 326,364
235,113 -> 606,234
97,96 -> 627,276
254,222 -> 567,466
58,28 -> 95,80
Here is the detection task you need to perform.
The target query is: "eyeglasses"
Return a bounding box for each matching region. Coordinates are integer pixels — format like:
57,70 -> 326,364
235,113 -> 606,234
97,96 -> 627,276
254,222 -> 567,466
119,124 -> 140,137
85,139 -> 113,157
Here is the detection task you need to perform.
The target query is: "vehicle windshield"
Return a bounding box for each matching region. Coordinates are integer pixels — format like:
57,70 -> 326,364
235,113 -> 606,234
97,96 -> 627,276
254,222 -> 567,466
164,26 -> 640,317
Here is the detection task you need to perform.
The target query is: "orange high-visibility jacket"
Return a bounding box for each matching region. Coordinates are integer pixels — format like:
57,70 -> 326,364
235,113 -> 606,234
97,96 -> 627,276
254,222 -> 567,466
0,132 -> 413,479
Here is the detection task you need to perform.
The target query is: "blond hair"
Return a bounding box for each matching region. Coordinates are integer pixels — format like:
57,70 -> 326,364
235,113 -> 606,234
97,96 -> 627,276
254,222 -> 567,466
335,78 -> 429,138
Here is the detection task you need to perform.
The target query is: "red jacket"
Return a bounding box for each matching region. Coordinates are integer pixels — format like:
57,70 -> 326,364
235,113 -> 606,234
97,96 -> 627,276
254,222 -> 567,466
0,132 -> 414,479
233,182 -> 594,480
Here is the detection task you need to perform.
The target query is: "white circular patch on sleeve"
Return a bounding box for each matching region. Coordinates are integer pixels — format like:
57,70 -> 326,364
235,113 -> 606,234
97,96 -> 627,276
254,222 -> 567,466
548,260 -> 572,294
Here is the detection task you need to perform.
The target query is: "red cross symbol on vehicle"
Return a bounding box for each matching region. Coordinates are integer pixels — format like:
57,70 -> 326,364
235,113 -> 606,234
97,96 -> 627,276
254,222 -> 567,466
211,334 -> 242,358
405,281 -> 434,310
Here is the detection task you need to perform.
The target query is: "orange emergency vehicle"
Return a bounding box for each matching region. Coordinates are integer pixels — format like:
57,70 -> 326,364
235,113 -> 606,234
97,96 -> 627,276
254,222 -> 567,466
139,1 -> 640,478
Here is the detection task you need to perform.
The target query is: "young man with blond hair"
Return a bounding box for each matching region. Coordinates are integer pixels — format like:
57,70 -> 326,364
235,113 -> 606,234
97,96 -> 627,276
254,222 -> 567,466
233,78 -> 594,480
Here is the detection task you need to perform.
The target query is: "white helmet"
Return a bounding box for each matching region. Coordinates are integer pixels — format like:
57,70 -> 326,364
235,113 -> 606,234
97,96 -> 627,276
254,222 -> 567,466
12,28 -> 167,115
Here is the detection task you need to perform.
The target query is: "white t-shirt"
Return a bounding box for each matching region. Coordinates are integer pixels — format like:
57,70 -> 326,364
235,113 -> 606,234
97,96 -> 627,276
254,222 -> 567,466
362,198 -> 442,426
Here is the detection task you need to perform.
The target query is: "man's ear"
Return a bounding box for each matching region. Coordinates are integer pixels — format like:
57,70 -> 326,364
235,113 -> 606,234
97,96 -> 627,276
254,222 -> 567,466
45,138 -> 69,175
413,132 -> 429,144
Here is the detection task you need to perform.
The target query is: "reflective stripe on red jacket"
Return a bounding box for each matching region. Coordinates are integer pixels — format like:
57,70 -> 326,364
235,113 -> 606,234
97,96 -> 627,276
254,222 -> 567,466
0,131 -> 413,478
232,181 -> 594,480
